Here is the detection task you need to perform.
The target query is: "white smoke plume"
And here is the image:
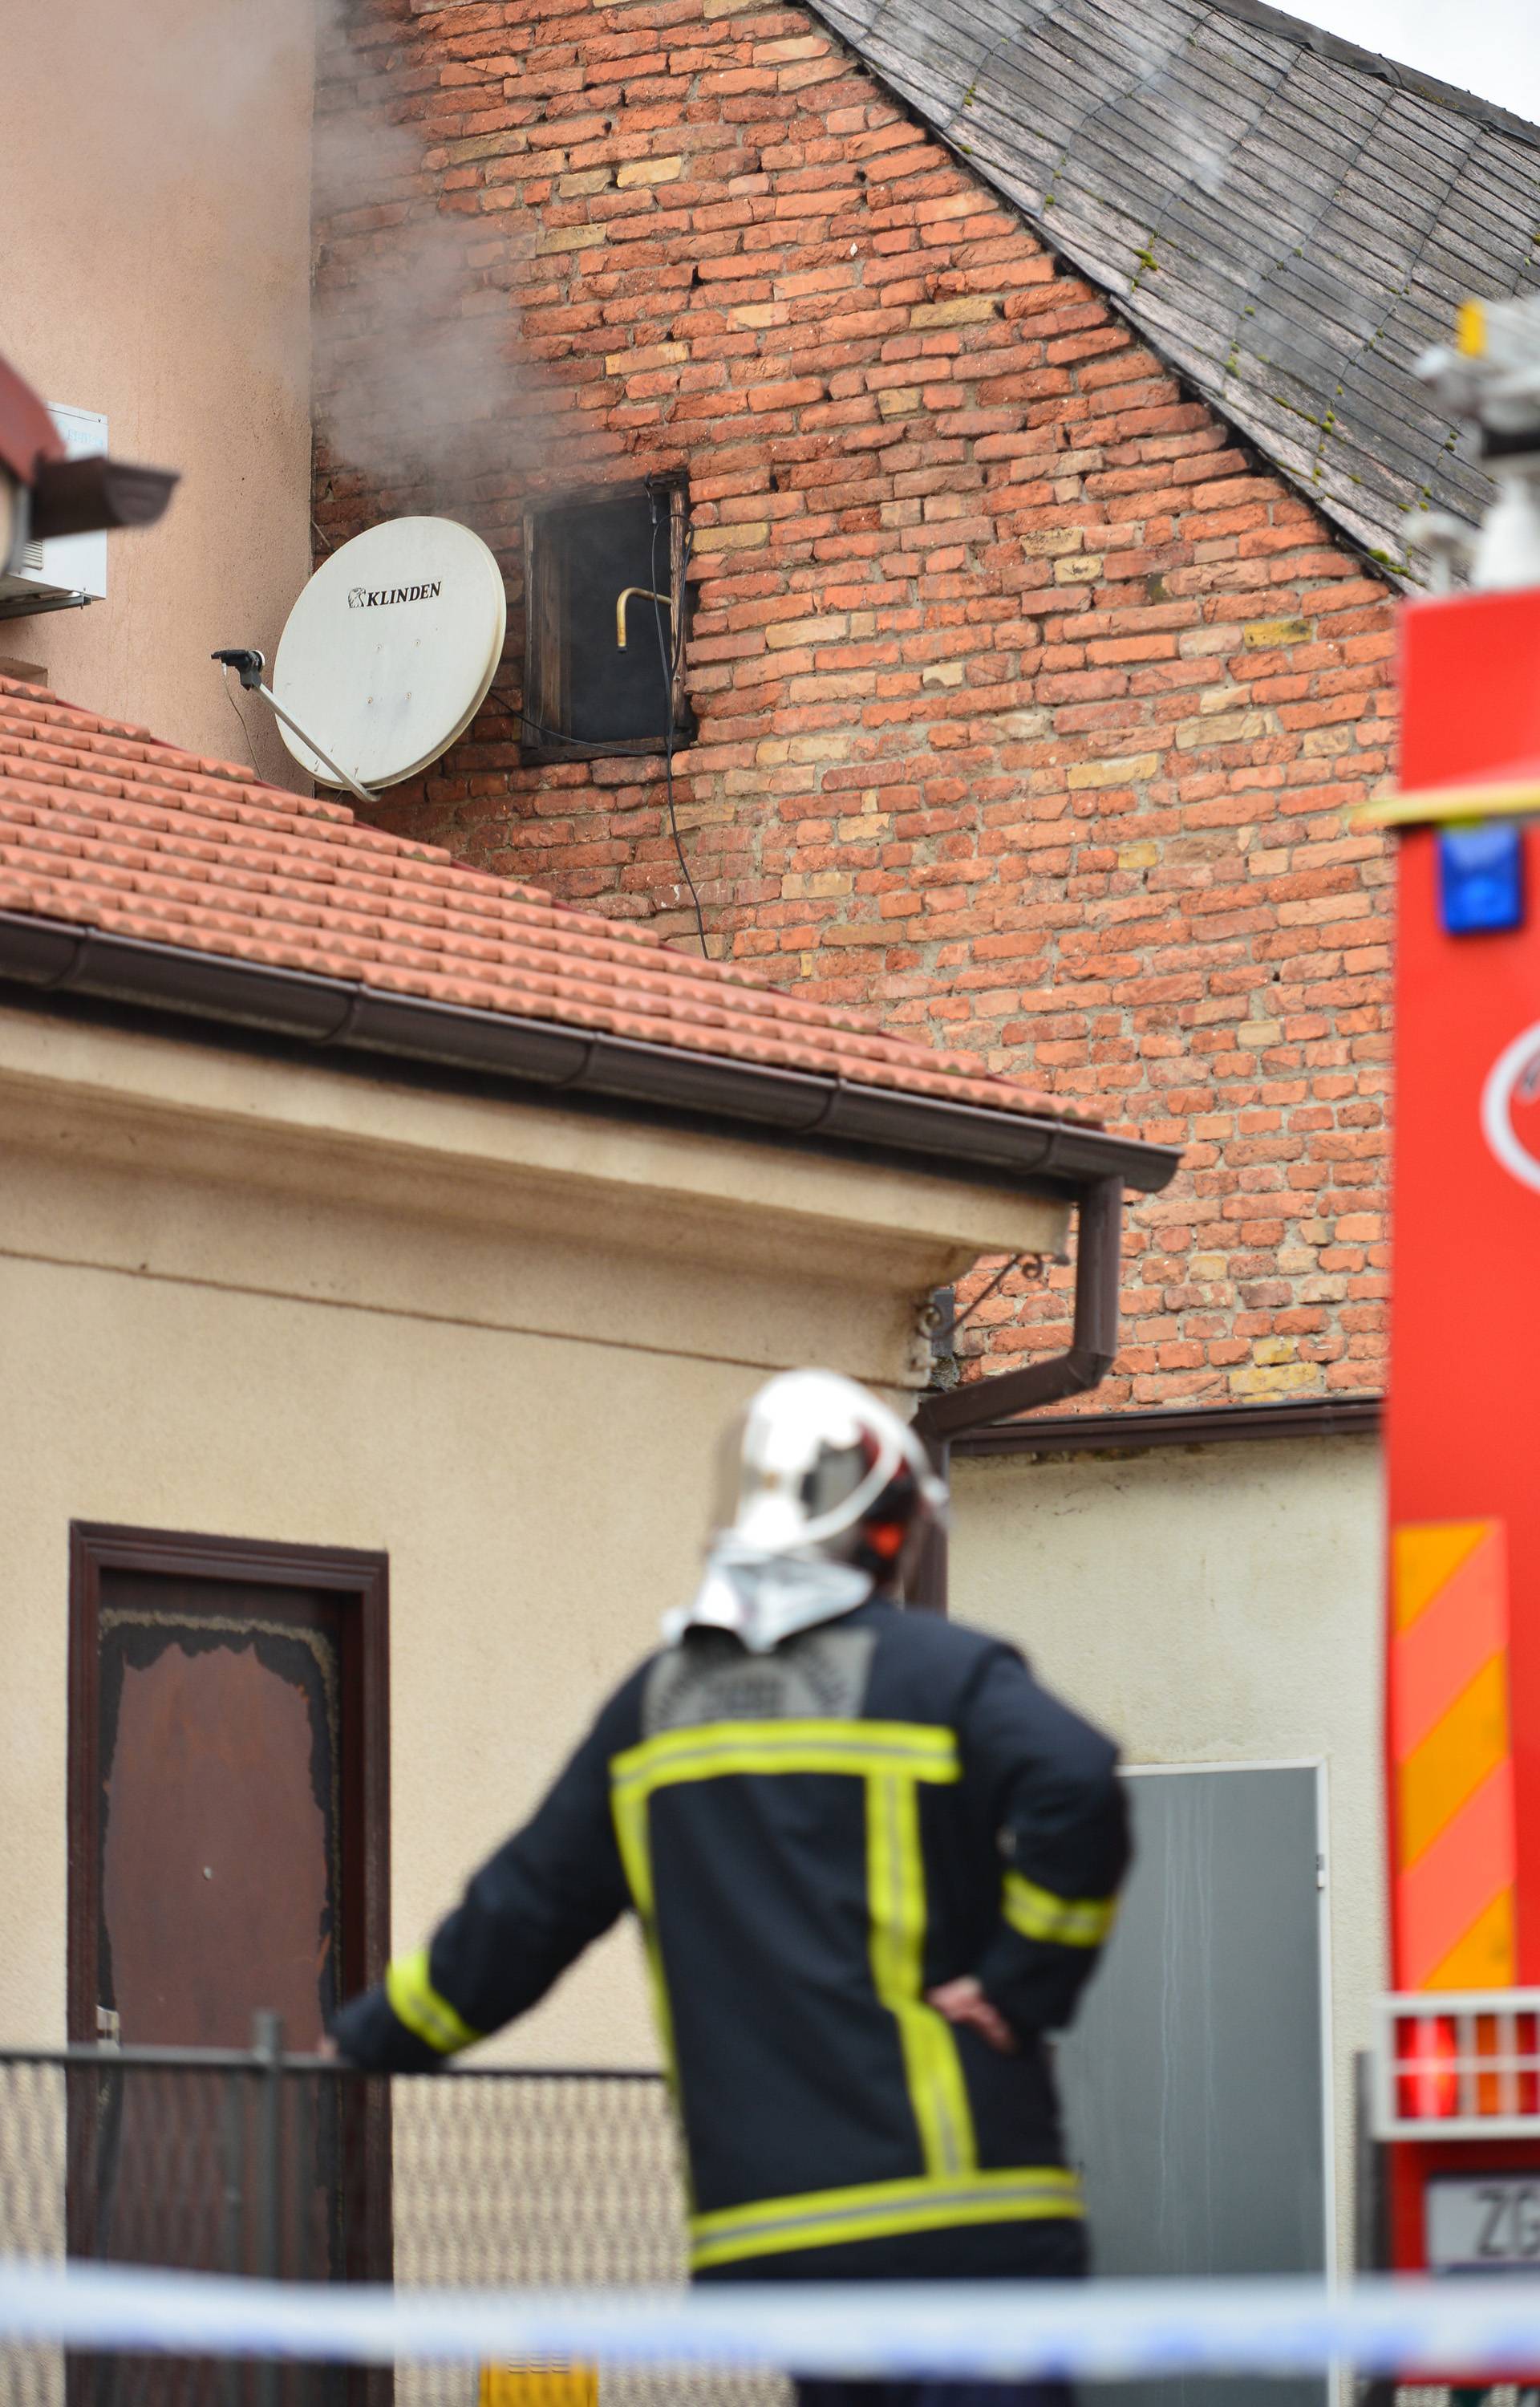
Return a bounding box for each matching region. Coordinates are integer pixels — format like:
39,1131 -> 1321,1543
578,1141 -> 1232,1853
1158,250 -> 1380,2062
310,6 -> 543,504
6,0 -> 541,508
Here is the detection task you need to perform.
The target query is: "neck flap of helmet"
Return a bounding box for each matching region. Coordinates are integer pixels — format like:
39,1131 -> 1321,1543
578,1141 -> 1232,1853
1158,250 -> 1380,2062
662,1539 -> 875,1654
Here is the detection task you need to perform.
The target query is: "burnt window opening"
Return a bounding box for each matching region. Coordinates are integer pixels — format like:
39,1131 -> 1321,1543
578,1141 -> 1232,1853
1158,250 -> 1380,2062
521,477 -> 692,763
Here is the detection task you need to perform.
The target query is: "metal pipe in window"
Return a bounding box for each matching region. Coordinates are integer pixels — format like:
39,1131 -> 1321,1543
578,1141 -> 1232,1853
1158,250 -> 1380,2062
614,587 -> 672,650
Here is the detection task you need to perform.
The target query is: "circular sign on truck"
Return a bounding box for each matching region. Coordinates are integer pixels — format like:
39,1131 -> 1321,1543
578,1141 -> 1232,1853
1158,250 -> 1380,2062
1481,1019 -> 1540,1195
271,517 -> 507,792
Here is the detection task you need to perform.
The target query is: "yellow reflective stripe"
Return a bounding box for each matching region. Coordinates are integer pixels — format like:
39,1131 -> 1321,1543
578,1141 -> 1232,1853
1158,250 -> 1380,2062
606,1715 -> 962,2218
610,1719 -> 960,1801
867,1772 -> 975,2180
384,1946 -> 481,2056
690,2168 -> 1082,2270
1002,1872 -> 1117,1949
610,1781 -> 683,2132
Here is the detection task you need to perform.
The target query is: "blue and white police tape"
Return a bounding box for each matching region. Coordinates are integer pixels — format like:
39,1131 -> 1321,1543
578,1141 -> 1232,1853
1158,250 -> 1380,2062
4,2267 -> 1540,2377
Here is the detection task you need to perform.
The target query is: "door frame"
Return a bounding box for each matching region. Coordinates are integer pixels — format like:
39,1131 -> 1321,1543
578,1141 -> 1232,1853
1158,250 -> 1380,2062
67,1522 -> 391,2047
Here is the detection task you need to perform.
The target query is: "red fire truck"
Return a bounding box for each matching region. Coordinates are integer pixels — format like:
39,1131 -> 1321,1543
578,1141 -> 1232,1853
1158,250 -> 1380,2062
1369,294 -> 1540,2281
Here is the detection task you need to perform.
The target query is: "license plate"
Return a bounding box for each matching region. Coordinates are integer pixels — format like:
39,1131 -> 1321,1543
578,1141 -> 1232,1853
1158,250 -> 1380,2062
1427,2176 -> 1540,2271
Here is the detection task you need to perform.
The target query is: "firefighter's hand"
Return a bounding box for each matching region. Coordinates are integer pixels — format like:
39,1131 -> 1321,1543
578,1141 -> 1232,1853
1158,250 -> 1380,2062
926,1976 -> 1017,2054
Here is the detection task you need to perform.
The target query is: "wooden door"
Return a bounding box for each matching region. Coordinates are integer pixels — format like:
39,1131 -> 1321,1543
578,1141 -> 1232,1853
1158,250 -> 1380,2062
71,1528 -> 388,2052
67,1527 -> 391,2295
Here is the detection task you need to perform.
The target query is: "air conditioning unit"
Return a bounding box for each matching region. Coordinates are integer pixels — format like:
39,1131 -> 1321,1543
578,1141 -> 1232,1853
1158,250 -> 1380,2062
0,404 -> 109,619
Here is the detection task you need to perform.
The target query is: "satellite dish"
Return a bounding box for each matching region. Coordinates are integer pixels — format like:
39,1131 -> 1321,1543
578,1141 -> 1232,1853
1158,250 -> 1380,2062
270,517 -> 506,790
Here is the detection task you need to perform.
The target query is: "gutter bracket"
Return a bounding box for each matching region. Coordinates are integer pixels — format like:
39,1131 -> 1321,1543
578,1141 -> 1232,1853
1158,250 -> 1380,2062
909,1177 -> 1124,1612
30,926 -> 92,993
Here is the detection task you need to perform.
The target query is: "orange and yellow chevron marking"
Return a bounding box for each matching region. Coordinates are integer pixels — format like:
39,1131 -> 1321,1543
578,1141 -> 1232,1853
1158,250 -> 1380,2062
1391,1520 -> 1515,1991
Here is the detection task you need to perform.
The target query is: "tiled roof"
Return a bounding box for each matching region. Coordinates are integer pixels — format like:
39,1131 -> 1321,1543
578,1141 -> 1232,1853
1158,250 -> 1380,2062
0,673 -> 1096,1127
810,0 -> 1540,582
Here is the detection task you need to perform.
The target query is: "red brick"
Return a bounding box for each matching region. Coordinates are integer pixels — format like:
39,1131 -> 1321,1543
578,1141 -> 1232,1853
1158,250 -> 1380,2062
314,0 -> 1398,1409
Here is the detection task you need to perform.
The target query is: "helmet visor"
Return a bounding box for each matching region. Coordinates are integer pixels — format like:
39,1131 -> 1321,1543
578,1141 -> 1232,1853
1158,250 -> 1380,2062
711,1393 -> 886,1556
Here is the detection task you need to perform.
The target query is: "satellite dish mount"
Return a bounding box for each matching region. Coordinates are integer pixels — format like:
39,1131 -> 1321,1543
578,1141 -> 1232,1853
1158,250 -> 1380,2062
211,648 -> 377,806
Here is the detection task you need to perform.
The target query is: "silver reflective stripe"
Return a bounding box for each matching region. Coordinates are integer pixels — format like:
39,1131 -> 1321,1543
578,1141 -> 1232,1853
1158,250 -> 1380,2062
689,2169 -> 1084,2267
707,2178 -> 1079,2245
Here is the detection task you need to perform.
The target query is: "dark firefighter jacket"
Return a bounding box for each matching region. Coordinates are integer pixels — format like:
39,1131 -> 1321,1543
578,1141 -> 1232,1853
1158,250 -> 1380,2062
333,1597 -> 1129,2281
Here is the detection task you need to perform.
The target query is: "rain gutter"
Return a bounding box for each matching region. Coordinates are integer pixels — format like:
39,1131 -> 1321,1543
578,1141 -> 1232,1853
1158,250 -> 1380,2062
0,913 -> 1181,1199
0,913 -> 1183,1616
910,1176 -> 1127,1609
950,1391 -> 1384,1457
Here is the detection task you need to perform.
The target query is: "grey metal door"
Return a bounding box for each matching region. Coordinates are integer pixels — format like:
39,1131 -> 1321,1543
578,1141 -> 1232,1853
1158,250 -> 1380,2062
1056,1764 -> 1331,2407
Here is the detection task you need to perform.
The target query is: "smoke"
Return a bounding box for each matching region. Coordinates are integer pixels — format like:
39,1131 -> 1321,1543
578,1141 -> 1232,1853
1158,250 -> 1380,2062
4,0 -> 536,505
310,3 -> 544,505
306,19 -> 534,503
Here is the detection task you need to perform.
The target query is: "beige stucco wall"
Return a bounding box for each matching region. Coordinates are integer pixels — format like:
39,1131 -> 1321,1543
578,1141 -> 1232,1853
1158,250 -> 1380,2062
951,1435 -> 1384,2265
1,0 -> 314,785
0,1006 -> 1069,2053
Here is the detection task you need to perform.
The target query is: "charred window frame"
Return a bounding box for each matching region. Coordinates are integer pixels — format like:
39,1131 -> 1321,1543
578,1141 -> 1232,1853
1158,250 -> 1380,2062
521,475 -> 692,765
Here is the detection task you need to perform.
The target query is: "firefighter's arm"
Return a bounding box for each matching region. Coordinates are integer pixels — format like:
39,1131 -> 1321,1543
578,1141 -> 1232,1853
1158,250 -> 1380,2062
958,1646 -> 1130,2039
332,1690 -> 634,2072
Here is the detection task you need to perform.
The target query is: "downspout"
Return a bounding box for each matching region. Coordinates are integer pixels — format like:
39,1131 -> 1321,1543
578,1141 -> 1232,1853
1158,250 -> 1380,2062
909,1177 -> 1125,1612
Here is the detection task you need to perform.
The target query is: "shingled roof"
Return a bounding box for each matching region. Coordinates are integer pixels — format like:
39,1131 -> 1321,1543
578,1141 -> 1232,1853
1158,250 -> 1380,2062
0,671 -> 1105,1130
809,0 -> 1540,581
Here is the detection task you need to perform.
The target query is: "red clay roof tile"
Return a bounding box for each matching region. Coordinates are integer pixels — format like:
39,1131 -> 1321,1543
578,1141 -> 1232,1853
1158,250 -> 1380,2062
0,674 -> 1100,1128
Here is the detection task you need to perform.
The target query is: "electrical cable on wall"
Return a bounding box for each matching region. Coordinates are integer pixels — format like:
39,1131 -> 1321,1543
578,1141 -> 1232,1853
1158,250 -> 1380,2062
649,484 -> 708,960
222,678 -> 261,777
480,688 -> 670,761
476,690 -> 615,753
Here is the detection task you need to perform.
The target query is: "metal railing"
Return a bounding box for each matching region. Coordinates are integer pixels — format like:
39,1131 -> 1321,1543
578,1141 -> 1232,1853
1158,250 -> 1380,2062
0,2029 -> 781,2407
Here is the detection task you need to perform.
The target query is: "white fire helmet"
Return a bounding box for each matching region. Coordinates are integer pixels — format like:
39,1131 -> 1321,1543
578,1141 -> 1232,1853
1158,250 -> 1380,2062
667,1370 -> 949,1652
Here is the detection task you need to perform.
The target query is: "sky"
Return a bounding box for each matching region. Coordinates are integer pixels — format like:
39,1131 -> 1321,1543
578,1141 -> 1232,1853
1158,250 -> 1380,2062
1289,0 -> 1540,126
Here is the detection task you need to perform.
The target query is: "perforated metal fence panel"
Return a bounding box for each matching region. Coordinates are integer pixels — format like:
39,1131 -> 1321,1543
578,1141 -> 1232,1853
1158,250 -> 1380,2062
0,2057 -> 784,2407
1056,1765 -> 1331,2407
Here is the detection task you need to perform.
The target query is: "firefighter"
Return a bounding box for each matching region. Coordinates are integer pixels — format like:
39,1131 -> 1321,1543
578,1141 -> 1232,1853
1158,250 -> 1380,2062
333,1369 -> 1129,2395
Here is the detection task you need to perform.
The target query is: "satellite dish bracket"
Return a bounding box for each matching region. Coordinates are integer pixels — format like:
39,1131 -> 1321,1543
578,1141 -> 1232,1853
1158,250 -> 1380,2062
211,648 -> 379,808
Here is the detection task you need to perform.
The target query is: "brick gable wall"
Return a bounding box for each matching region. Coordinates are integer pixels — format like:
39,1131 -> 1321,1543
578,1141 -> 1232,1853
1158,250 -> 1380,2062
314,0 -> 1395,1411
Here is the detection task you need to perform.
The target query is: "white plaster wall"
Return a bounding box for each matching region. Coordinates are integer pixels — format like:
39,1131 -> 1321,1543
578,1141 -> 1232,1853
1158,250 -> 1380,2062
1,0 -> 314,785
0,1251 -> 700,2060
951,1435 -> 1384,2264
0,1012 -> 1067,2057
